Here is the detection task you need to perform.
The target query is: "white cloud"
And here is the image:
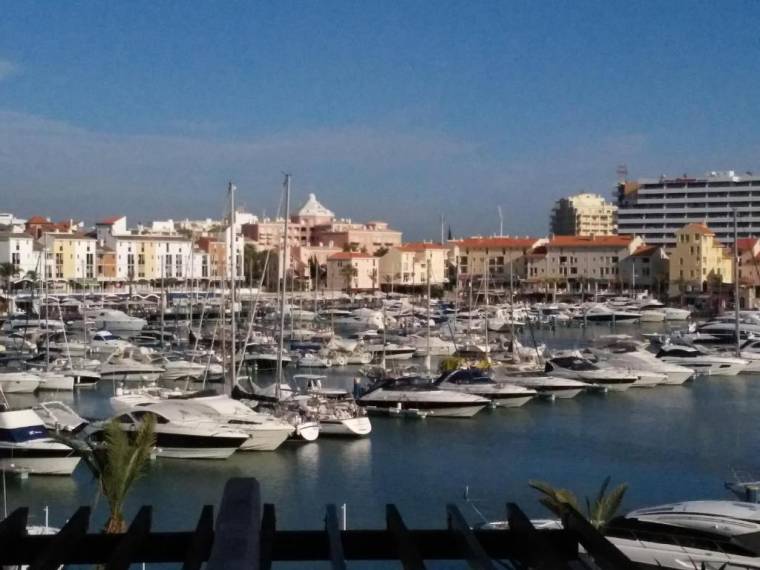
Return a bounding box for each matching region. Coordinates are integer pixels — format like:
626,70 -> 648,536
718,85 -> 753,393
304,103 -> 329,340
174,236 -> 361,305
0,59 -> 17,81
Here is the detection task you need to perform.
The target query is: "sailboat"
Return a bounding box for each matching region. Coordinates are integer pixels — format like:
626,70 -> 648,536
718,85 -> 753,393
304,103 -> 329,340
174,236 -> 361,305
231,175 -> 320,441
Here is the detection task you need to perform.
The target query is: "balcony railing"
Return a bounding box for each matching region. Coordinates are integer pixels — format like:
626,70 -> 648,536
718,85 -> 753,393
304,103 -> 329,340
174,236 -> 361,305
0,477 -> 640,569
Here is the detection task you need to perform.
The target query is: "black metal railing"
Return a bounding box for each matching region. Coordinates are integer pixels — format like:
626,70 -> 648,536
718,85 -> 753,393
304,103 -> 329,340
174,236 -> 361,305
0,477 -> 639,569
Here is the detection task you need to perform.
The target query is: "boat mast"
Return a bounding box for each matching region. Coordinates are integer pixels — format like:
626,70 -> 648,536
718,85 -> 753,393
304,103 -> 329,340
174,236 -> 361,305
275,174 -> 291,399
425,250 -> 431,373
734,208 -> 740,357
229,181 -> 237,389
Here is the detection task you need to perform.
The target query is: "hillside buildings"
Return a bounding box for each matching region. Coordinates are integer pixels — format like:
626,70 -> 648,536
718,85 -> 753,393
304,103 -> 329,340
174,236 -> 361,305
617,170 -> 760,247
550,193 -> 617,236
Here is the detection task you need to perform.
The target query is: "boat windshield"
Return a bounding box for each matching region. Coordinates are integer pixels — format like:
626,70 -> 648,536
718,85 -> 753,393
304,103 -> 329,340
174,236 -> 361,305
552,357 -> 596,371
385,377 -> 437,391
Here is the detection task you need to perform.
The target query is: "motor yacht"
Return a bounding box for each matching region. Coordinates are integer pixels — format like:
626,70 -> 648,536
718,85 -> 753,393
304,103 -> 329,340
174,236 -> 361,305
544,353 -> 637,392
36,370 -> 75,391
435,368 -> 537,407
0,371 -> 41,394
238,343 -> 292,371
663,307 -> 691,321
89,330 -> 133,360
365,343 -> 417,361
89,402 -> 249,459
604,500 -> 760,569
591,340 -> 694,385
494,371 -> 590,399
575,304 -> 641,323
0,407 -> 81,475
292,375 -> 371,437
94,309 -> 147,334
409,335 -> 457,357
99,351 -> 164,383
358,376 -> 490,418
656,343 -> 748,376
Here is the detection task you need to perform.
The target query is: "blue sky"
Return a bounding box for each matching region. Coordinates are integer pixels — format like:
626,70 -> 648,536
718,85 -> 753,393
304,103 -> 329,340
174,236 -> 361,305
1,1 -> 759,239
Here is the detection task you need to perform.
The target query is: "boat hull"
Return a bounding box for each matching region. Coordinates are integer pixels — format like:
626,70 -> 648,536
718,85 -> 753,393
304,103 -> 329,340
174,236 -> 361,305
239,429 -> 292,451
0,449 -> 81,475
318,417 -> 372,437
363,402 -> 486,418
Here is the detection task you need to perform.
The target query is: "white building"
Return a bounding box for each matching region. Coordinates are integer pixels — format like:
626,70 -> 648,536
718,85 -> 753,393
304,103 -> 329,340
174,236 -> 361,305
0,232 -> 39,277
617,170 -> 760,247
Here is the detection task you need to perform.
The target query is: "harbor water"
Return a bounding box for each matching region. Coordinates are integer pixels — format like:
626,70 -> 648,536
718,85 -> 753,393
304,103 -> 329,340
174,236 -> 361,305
3,322 -> 758,535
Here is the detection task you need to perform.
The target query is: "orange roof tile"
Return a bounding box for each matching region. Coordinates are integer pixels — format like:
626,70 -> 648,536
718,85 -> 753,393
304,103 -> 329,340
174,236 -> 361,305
737,238 -> 759,254
548,235 -> 634,248
680,223 -> 714,236
97,215 -> 124,225
26,215 -> 49,224
631,245 -> 658,257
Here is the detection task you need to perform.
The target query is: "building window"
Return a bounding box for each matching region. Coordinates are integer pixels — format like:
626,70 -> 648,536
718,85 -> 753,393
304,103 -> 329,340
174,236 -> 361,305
11,253 -> 20,267
86,253 -> 94,279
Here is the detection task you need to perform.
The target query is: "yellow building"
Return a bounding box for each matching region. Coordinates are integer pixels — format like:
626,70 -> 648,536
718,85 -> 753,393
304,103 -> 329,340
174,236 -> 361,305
41,232 -> 97,281
668,223 -> 733,295
550,193 -> 617,236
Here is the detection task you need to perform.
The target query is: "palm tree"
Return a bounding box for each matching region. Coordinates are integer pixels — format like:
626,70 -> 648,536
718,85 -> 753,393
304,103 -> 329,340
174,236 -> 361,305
0,262 -> 20,297
528,476 -> 628,530
62,417 -> 156,533
340,263 -> 358,294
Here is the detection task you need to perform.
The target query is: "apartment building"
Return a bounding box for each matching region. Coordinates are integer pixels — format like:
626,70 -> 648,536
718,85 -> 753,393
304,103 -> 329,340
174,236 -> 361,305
326,252 -> 379,292
526,235 -> 642,290
448,236 -> 546,285
379,242 -> 447,288
0,232 -> 39,277
617,170 -> 760,247
550,193 -> 617,236
668,223 -> 733,295
41,232 -> 98,282
242,193 -> 401,253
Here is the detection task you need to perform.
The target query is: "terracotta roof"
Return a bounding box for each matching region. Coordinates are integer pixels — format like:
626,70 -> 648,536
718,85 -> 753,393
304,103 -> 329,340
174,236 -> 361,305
525,245 -> 547,258
397,242 -> 447,252
97,215 -> 124,225
631,245 -> 658,257
737,238 -> 759,253
547,235 -> 634,248
26,215 -> 49,224
454,237 -> 539,249
328,251 -> 376,261
679,223 -> 714,236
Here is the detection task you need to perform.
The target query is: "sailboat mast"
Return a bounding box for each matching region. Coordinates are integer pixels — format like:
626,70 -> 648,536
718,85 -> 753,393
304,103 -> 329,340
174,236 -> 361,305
275,174 -> 291,397
229,182 -> 237,388
734,208 -> 740,357
425,251 -> 432,372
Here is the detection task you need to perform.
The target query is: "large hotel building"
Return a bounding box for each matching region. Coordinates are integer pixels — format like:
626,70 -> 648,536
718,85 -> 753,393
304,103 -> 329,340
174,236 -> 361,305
616,170 -> 760,247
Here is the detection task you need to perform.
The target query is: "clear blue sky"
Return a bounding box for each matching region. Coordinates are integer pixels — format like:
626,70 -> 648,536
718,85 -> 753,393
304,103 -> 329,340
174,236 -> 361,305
1,1 -> 759,239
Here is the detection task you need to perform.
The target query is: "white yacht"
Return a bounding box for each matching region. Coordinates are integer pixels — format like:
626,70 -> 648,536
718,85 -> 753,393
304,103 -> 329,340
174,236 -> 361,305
544,353 -> 638,392
358,376 -> 490,418
591,340 -> 694,385
36,370 -> 75,391
663,307 -> 691,321
89,330 -> 133,360
656,343 -> 748,376
94,309 -> 147,334
0,371 -> 41,393
0,407 -> 81,475
495,371 -> 590,399
575,304 -> 641,323
92,402 -> 249,459
435,368 -> 537,407
99,351 -> 164,383
581,349 -> 668,388
604,500 -> 760,569
292,375 -> 371,437
365,343 -> 417,361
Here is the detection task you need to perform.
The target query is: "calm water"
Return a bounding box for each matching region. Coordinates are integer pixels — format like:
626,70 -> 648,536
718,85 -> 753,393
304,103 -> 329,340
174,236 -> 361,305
4,322 -> 759,536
